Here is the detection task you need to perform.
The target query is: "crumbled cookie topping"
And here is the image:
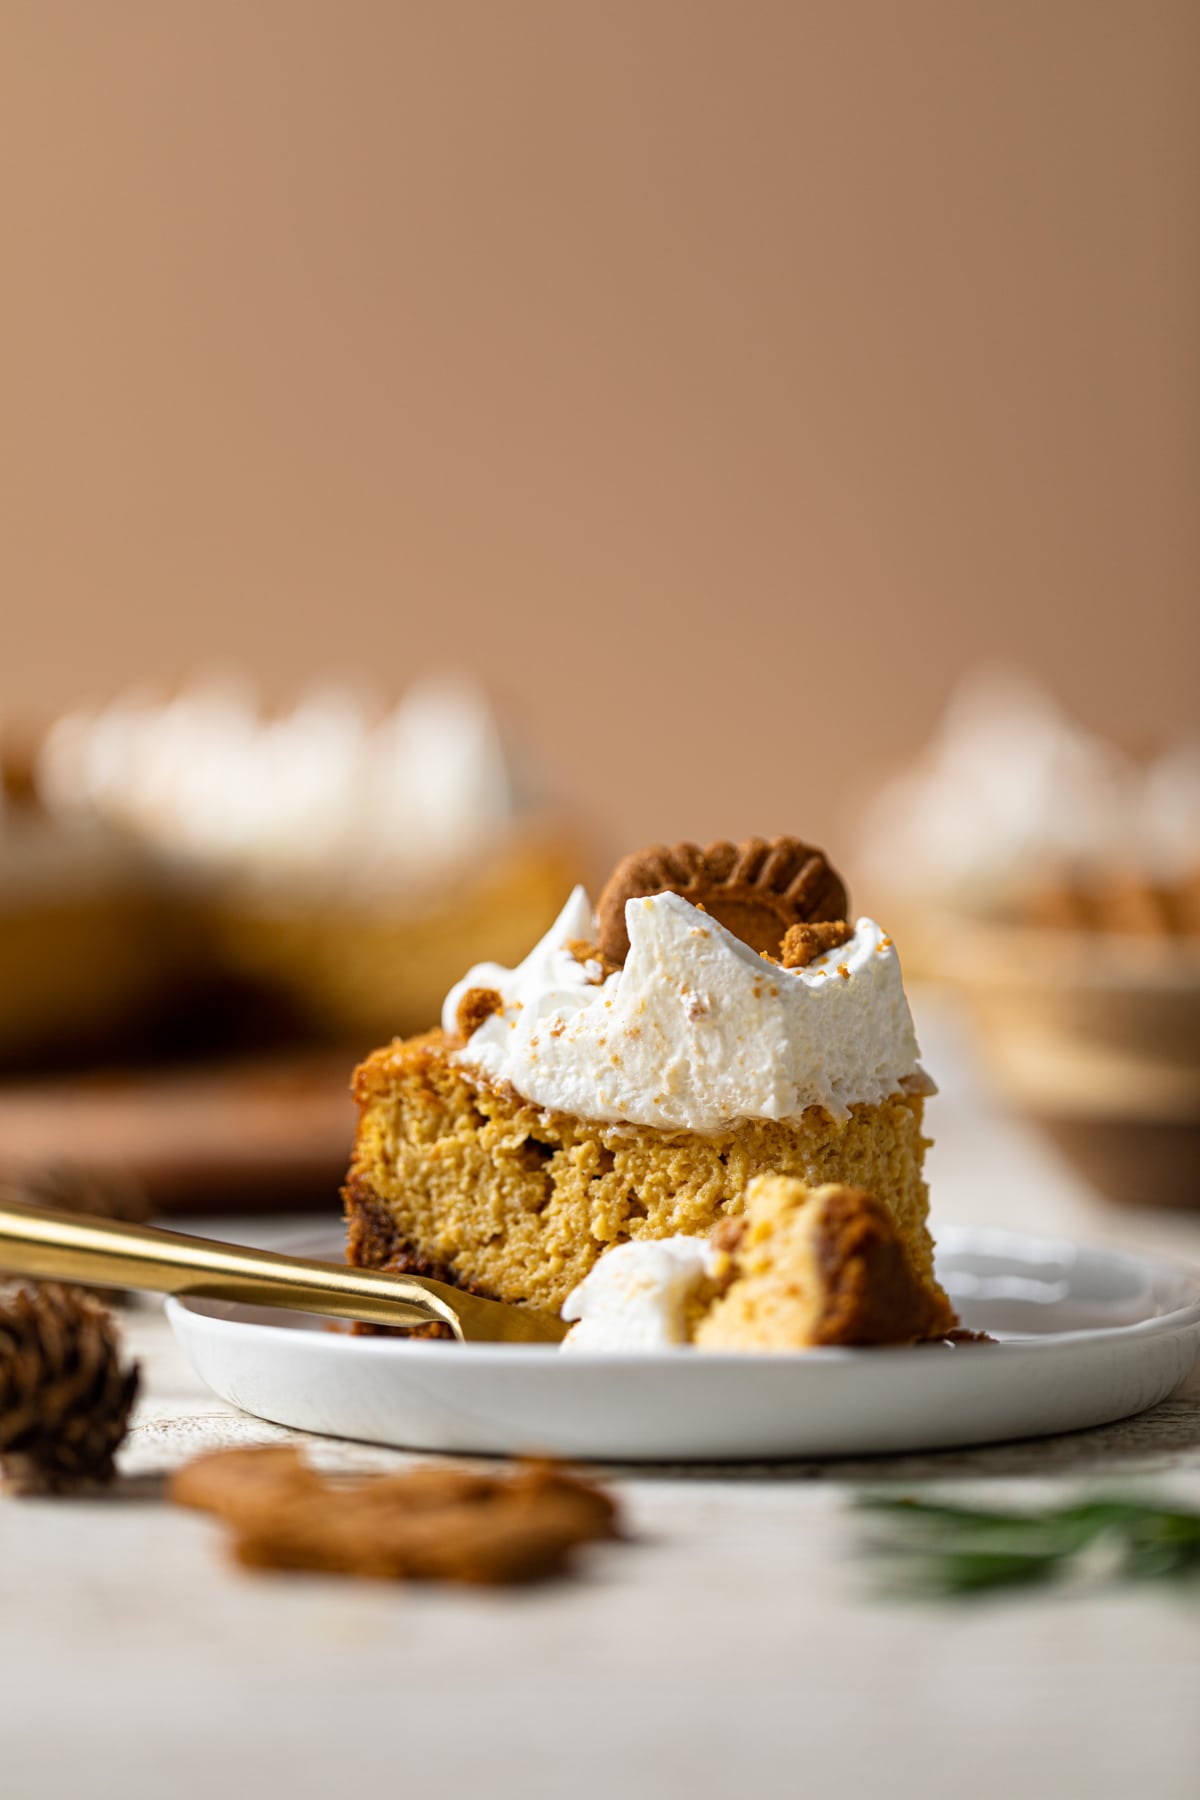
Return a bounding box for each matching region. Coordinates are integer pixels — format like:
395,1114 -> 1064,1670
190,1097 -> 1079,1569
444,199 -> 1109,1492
455,986 -> 505,1040
780,919 -> 854,969
566,940 -> 622,984
1022,870 -> 1200,938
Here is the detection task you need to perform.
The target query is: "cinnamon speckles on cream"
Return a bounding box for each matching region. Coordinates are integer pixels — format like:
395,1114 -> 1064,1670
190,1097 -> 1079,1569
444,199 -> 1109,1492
442,885 -> 927,1131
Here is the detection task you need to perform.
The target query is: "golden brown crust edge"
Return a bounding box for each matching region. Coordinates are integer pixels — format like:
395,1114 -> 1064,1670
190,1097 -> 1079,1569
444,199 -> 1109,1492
810,1186 -> 957,1345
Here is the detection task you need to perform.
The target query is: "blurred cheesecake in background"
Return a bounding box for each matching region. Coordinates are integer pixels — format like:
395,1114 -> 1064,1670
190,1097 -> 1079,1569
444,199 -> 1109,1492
857,671 -> 1200,1209
34,675 -> 582,1047
0,741 -> 178,1065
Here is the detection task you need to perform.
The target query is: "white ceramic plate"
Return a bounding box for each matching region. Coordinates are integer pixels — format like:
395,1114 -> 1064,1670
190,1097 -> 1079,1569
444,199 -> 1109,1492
166,1227 -> 1200,1461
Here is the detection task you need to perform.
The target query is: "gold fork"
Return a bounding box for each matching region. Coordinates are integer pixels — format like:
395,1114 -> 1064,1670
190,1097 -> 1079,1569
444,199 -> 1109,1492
0,1198 -> 567,1344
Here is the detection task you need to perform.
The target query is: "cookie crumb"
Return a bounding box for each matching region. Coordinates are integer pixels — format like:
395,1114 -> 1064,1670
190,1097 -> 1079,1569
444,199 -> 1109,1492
780,920 -> 853,969
456,986 -> 504,1039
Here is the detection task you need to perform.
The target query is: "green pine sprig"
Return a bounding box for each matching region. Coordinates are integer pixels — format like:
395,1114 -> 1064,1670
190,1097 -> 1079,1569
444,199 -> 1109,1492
856,1496 -> 1200,1597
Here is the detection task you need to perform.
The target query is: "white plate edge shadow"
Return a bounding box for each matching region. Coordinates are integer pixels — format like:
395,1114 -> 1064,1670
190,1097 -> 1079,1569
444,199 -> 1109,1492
163,1226 -> 1200,1461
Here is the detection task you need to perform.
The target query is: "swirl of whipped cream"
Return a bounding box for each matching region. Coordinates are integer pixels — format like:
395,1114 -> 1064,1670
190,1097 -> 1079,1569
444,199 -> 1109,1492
443,886 -> 929,1131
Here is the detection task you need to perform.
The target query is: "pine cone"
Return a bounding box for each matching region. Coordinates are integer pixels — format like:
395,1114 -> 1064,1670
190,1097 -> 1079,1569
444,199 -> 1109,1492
0,1284 -> 140,1495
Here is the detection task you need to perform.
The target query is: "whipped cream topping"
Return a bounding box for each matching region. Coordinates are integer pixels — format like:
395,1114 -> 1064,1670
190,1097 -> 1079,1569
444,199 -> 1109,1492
443,886 -> 928,1130
37,676 -> 516,890
561,1237 -> 716,1350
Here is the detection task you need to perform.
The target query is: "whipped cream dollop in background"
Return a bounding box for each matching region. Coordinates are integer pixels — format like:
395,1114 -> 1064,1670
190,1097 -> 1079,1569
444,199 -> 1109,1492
37,676 -> 516,890
857,669 -> 1200,905
443,886 -> 928,1131
560,1237 -> 717,1350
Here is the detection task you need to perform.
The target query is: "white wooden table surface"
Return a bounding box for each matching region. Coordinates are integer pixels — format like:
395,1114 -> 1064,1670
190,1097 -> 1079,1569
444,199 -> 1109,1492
3,1001 -> 1199,1800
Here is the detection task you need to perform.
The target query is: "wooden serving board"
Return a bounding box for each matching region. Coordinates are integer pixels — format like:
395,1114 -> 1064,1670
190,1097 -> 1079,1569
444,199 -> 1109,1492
0,1051 -> 359,1214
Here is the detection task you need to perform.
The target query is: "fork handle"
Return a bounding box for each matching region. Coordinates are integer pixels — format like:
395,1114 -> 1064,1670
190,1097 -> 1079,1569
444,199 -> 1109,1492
0,1198 -> 464,1337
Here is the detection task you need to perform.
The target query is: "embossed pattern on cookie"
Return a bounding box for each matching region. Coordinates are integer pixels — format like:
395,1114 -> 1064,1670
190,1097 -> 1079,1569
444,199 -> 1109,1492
596,836 -> 849,963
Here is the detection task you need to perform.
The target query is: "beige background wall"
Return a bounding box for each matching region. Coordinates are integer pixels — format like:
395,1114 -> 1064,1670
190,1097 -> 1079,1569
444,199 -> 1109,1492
2,2 -> 1197,865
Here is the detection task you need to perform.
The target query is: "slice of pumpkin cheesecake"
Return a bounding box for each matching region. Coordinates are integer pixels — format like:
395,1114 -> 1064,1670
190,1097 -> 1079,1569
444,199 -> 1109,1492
343,836 -> 953,1333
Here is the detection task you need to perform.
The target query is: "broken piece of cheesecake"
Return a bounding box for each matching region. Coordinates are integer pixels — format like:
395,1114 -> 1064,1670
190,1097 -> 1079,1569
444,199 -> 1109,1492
562,1176 -> 956,1352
